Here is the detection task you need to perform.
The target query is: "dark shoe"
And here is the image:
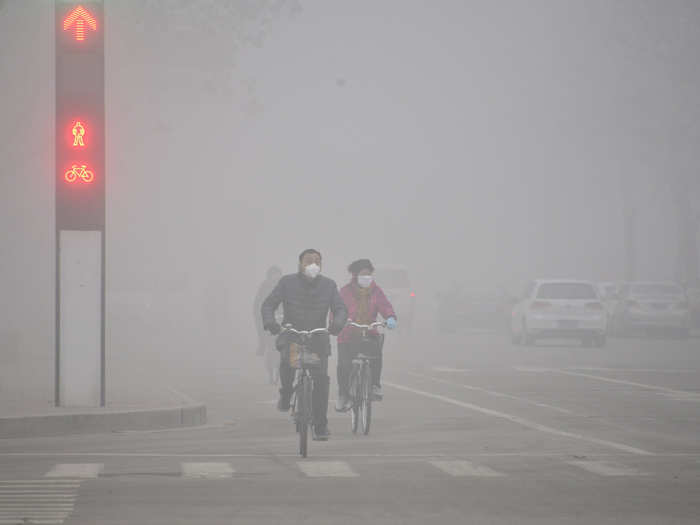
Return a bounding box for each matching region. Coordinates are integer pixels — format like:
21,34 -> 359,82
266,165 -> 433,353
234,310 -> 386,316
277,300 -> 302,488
277,389 -> 292,412
312,424 -> 330,441
372,385 -> 383,401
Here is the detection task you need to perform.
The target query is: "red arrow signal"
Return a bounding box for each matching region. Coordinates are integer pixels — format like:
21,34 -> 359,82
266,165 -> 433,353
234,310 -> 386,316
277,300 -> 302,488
63,5 -> 98,42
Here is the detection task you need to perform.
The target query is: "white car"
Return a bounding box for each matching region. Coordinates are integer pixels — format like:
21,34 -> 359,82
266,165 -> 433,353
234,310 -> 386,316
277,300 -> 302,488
611,282 -> 691,337
597,281 -> 621,324
511,279 -> 607,347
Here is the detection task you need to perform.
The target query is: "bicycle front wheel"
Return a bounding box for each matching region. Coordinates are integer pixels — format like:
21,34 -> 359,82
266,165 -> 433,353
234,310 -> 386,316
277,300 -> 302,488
361,364 -> 372,435
299,376 -> 313,457
349,366 -> 360,434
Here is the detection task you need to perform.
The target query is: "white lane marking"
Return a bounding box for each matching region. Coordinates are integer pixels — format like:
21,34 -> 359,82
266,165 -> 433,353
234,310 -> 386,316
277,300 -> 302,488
568,460 -> 649,476
658,392 -> 700,402
0,521 -> 65,525
181,462 -> 234,479
565,367 -> 697,373
0,489 -> 74,498
516,367 -> 700,399
297,461 -> 358,478
384,381 -> 652,456
432,367 -> 472,373
0,478 -> 79,525
45,464 -> 103,478
411,372 -> 574,415
0,479 -> 80,489
430,460 -> 504,477
0,505 -> 74,508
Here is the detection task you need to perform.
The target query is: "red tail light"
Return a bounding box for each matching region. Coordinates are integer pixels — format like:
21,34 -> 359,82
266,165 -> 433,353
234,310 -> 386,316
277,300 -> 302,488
410,292 -> 415,297
531,301 -> 551,310
585,302 -> 604,310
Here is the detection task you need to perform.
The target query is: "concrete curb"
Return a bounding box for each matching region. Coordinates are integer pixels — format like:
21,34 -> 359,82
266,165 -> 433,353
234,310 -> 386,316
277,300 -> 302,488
0,404 -> 207,439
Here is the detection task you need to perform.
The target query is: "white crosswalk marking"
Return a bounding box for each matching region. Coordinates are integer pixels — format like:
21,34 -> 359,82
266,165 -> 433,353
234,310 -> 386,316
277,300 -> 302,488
181,462 -> 235,479
568,460 -> 649,477
45,464 -> 103,478
297,461 -> 359,478
0,480 -> 81,524
430,460 -> 504,477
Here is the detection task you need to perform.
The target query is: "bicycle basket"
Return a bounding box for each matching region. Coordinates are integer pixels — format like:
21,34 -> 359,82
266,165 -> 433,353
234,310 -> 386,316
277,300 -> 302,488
289,344 -> 321,369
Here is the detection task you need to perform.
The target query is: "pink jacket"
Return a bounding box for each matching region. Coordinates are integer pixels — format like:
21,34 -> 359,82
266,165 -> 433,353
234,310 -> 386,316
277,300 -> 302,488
337,281 -> 396,344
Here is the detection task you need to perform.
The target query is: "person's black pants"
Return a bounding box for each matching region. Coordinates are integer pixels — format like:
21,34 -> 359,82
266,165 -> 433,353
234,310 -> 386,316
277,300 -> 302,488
279,352 -> 329,428
337,339 -> 383,398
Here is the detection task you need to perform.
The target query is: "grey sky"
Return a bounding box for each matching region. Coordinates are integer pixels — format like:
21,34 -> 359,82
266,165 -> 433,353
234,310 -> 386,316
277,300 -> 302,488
1,0 -> 699,363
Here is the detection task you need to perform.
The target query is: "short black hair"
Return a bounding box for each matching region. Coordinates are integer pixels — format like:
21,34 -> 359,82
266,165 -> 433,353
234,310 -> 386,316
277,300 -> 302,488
348,258 -> 374,275
298,248 -> 322,262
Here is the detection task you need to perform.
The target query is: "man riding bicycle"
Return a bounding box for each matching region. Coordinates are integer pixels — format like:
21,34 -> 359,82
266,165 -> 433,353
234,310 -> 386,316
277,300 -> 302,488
336,258 -> 397,412
261,249 -> 348,441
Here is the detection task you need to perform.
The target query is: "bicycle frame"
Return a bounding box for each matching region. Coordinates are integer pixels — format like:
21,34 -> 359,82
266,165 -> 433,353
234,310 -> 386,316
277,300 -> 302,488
281,325 -> 328,457
346,321 -> 385,435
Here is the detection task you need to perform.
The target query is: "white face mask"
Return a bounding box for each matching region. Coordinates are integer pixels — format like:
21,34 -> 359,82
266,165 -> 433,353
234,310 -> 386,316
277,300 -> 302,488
304,263 -> 321,279
357,275 -> 373,288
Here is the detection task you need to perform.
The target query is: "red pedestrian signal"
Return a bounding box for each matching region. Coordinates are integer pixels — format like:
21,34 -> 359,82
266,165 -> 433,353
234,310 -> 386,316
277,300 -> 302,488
71,121 -> 86,147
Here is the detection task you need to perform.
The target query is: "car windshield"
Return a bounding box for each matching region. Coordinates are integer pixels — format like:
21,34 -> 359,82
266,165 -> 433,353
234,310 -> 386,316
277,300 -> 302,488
375,269 -> 410,288
536,283 -> 597,300
630,284 -> 682,296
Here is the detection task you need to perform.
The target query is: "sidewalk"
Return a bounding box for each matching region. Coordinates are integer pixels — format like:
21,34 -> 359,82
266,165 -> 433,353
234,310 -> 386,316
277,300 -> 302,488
0,353 -> 206,439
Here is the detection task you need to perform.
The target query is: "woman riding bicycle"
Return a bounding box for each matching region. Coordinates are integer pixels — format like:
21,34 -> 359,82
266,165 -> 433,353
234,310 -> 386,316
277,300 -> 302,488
335,259 -> 397,412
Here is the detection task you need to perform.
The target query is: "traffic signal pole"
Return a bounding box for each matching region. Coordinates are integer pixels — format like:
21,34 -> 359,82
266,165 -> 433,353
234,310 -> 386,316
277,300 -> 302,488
55,1 -> 105,407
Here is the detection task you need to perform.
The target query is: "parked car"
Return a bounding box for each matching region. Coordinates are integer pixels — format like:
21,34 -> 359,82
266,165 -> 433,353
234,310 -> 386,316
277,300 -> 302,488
611,281 -> 691,338
597,281 -> 621,326
511,279 -> 607,347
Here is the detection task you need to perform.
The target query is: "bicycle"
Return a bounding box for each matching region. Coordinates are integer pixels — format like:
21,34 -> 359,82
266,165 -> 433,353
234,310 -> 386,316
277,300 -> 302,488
346,321 -> 385,436
281,325 -> 328,458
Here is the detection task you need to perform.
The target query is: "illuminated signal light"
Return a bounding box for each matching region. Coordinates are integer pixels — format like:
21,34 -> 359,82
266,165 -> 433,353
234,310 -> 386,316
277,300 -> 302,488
72,121 -> 86,147
64,164 -> 95,183
63,5 -> 97,42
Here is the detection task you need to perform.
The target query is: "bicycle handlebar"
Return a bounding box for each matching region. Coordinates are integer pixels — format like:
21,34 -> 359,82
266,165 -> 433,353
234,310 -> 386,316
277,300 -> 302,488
346,321 -> 386,329
281,325 -> 329,337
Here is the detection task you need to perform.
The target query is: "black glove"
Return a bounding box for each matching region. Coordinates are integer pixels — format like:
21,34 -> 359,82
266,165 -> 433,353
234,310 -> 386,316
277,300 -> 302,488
265,322 -> 281,336
328,322 -> 344,337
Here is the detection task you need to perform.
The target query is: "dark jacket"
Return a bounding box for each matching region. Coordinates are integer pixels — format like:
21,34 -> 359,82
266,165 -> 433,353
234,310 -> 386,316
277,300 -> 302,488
261,273 -> 348,356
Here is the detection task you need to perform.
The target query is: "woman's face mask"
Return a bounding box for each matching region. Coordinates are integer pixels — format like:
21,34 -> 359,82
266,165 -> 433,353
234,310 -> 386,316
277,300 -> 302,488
357,275 -> 373,288
304,263 -> 321,279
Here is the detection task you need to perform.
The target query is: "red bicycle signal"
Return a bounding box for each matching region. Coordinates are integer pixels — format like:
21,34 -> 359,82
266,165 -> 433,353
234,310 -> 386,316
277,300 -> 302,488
64,164 -> 95,183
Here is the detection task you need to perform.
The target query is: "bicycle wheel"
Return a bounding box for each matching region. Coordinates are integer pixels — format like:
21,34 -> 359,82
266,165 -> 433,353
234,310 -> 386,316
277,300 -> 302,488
349,366 -> 359,434
361,364 -> 372,435
298,377 -> 311,458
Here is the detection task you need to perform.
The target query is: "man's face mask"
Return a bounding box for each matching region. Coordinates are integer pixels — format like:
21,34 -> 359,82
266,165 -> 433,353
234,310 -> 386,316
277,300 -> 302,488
304,263 -> 321,279
357,275 -> 373,288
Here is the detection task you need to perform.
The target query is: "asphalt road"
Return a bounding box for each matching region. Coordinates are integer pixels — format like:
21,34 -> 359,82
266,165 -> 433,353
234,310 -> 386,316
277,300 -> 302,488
1,331 -> 699,524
